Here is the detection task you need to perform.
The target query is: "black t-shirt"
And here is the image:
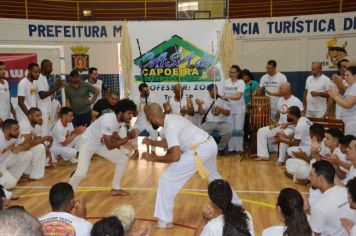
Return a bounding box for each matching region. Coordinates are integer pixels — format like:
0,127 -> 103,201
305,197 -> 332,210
93,98 -> 115,117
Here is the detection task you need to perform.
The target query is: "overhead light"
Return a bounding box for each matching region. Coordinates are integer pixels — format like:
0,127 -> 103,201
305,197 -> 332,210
82,9 -> 92,17
178,1 -> 198,11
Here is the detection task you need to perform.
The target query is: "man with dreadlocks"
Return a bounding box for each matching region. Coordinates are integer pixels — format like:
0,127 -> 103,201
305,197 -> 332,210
142,103 -> 241,229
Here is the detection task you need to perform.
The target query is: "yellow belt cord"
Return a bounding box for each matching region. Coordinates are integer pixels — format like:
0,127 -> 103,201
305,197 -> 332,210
191,137 -> 211,179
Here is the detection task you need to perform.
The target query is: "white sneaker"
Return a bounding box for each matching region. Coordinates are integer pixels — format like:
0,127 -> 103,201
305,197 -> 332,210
69,157 -> 78,164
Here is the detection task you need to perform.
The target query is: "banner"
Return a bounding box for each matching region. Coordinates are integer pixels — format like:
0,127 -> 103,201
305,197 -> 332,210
0,53 -> 37,96
0,18 -> 123,42
231,11 -> 356,39
128,20 -> 225,108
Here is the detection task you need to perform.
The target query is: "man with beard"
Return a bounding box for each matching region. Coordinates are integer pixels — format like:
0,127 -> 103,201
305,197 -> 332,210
0,119 -> 32,199
91,91 -> 119,121
0,61 -> 16,126
309,160 -> 356,236
69,99 -> 138,196
141,103 -> 241,229
36,59 -> 64,136
17,63 -> 40,122
85,67 -> 109,108
19,108 -> 50,181
65,70 -> 98,127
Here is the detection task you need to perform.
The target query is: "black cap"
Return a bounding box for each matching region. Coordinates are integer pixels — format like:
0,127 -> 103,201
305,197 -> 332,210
69,69 -> 80,77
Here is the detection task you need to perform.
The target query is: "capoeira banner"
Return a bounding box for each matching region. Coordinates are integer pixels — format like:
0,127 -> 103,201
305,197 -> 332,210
128,20 -> 225,106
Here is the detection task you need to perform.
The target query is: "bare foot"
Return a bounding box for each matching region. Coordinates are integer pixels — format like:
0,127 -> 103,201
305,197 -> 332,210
155,221 -> 173,229
10,194 -> 19,200
255,157 -> 269,161
111,189 -> 130,196
130,150 -> 139,159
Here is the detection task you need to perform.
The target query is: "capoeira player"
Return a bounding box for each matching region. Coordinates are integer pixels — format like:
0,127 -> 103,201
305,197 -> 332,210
69,99 -> 138,196
131,83 -> 159,159
50,107 -> 86,164
142,103 -> 241,228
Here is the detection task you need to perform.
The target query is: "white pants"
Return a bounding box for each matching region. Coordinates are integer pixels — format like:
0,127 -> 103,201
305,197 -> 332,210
50,136 -> 81,161
24,144 -> 46,179
227,112 -> 245,152
286,146 -> 312,180
0,151 -> 32,189
343,118 -> 356,136
154,138 -> 241,222
39,107 -> 50,136
133,114 -> 159,152
306,110 -> 325,118
69,141 -> 128,190
257,126 -> 294,162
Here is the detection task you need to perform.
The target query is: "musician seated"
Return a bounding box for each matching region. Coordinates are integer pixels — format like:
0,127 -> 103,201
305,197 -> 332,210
196,84 -> 232,156
255,83 -> 304,164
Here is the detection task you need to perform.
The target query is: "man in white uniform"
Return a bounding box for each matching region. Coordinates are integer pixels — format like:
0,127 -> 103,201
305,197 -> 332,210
309,160 -> 356,236
256,83 -> 303,163
340,177 -> 356,236
40,182 -> 92,236
196,84 -> 232,155
85,67 -> 109,108
36,59 -> 64,136
254,60 -> 287,117
131,83 -> 159,159
0,119 -> 32,199
19,107 -> 49,180
0,61 -> 16,125
69,99 -> 138,196
17,63 -> 40,122
142,103 -> 241,228
303,62 -> 332,118
50,107 -> 86,164
273,106 -> 312,165
163,83 -> 194,117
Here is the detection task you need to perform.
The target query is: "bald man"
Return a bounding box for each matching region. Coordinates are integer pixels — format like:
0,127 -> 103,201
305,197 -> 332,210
142,103 -> 241,228
303,62 -> 333,118
256,82 -> 304,164
163,83 -> 194,116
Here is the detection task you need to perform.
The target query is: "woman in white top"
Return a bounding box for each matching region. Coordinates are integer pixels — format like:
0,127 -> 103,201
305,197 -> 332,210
222,65 -> 246,153
195,179 -> 254,236
328,66 -> 356,136
262,188 -> 312,236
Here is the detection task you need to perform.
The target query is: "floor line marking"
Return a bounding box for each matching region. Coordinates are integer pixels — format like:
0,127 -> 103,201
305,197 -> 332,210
15,186 -> 308,194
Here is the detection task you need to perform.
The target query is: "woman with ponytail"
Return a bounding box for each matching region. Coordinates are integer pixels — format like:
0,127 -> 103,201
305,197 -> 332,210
195,179 -> 254,236
262,188 -> 312,236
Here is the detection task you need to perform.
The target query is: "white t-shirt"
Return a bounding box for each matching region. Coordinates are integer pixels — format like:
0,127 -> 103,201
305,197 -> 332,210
276,95 -> 304,124
0,130 -> 22,163
163,114 -> 209,152
170,96 -> 188,115
204,97 -> 230,123
36,74 -> 51,111
333,77 -> 348,119
223,79 -> 246,113
19,118 -> 41,141
351,225 -> 356,236
81,112 -> 119,146
259,72 -> 287,109
305,74 -> 332,112
39,212 -> 92,236
201,212 -> 254,236
85,79 -> 102,106
0,79 -> 11,121
341,83 -> 356,119
136,96 -> 153,119
52,119 -> 74,147
16,77 -> 37,121
262,225 -> 286,236
49,99 -> 61,130
294,117 -> 312,147
343,165 -> 356,185
310,185 -> 356,236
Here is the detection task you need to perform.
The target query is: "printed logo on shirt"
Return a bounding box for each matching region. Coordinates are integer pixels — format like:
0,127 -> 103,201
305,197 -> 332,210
30,88 -> 37,96
264,81 -> 279,88
279,104 -> 288,114
41,219 -> 76,236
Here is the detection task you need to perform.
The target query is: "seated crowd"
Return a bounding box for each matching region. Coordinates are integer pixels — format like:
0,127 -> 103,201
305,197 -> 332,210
1,57 -> 356,236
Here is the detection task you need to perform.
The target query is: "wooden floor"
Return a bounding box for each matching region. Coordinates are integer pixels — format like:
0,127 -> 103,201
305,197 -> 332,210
10,147 -> 308,236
